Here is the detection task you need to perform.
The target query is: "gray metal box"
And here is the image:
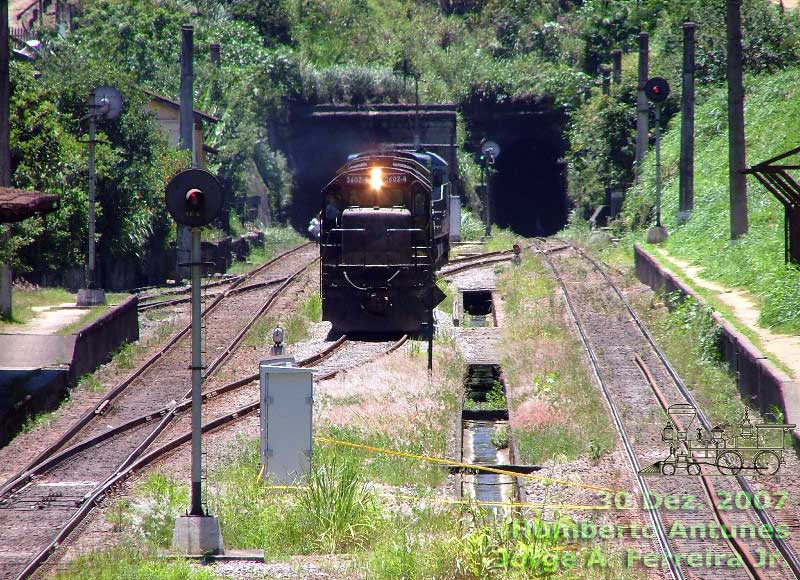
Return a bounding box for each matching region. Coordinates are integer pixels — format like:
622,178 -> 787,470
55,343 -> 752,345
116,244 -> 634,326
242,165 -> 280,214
260,360 -> 313,484
449,194 -> 461,241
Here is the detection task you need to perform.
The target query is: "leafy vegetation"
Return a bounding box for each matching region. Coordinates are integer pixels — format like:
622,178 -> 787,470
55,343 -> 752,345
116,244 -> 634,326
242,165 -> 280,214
623,68 -> 800,332
52,548 -> 217,580
634,292 -> 748,426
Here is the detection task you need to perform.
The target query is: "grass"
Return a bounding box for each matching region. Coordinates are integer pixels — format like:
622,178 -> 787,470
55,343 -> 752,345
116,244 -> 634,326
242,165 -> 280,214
460,209 -> 486,242
484,227 -> 521,254
226,225 -> 306,275
630,290 -> 750,427
316,425 -> 448,488
52,548 -> 217,580
497,252 -> 615,464
206,438 -> 381,557
436,278 -> 454,316
0,286 -> 73,328
623,68 -> 800,333
301,291 -> 323,323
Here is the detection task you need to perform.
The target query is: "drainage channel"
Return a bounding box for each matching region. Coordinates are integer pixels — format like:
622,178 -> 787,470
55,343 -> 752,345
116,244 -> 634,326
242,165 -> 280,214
456,363 -> 543,516
453,290 -> 497,327
461,364 -> 512,510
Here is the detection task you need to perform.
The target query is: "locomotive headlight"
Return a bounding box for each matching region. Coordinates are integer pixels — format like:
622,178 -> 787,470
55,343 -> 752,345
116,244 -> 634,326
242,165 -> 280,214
369,167 -> 384,191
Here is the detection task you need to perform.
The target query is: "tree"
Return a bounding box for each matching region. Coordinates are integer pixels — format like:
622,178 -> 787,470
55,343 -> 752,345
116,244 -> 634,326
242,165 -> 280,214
728,0 -> 748,239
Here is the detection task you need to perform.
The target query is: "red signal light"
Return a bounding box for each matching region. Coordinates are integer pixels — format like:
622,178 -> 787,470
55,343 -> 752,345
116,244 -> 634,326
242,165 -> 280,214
513,244 -> 520,254
185,188 -> 203,207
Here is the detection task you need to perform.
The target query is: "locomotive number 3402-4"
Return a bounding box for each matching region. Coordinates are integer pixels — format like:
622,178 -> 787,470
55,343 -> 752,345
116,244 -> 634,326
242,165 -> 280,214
346,174 -> 408,184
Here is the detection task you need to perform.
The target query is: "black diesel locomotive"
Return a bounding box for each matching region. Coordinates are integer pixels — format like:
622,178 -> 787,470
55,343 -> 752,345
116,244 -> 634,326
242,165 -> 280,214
319,149 -> 451,333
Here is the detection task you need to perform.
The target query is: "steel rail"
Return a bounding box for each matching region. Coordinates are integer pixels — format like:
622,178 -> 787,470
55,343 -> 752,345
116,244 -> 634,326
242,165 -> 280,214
536,242 -> 685,580
137,276 -> 290,312
0,242 -> 314,498
0,337 -> 350,499
573,246 -> 800,578
2,255 -> 319,500
634,354 -> 760,580
15,333 -> 407,580
137,274 -> 242,301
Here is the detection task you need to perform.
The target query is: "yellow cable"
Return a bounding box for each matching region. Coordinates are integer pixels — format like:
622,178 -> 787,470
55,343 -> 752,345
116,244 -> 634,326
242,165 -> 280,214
394,493 -> 613,511
312,435 -> 619,493
261,486 -> 611,511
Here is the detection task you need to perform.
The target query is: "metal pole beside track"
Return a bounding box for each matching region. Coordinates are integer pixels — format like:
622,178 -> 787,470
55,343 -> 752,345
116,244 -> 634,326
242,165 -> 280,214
87,109 -> 97,290
655,103 -> 662,227
190,227 -> 204,516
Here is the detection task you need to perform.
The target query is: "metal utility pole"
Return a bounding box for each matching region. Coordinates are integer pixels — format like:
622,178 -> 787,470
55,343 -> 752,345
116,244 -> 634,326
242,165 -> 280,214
166,168 -> 225,555
189,225 -> 203,515
645,77 -> 670,244
679,22 -> 696,223
655,104 -> 663,228
77,87 -> 121,307
177,25 -> 194,282
635,33 -> 650,170
0,0 -> 10,320
482,158 -> 491,237
727,0 -> 748,239
612,49 -> 622,85
86,102 -> 98,290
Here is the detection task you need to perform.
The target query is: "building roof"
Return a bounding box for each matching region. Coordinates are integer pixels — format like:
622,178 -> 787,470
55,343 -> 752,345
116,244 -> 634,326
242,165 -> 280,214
0,187 -> 59,223
143,89 -> 220,124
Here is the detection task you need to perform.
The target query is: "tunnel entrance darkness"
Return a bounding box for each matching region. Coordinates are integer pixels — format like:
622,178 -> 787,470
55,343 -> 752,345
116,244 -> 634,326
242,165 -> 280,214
466,101 -> 569,237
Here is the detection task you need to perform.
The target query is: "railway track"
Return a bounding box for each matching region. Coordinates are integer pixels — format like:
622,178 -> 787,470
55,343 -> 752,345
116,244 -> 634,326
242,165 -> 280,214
538,241 -> 800,580
12,333 -> 409,580
438,242 -> 570,278
0,242 -> 319,579
1,241 -> 314,495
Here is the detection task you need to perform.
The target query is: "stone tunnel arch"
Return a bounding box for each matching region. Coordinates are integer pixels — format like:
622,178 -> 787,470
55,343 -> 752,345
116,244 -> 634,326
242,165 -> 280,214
464,99 -> 569,237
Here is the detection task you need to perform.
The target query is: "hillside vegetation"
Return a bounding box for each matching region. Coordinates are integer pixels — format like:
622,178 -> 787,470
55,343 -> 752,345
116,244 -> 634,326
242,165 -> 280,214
2,0 -> 800,295
623,68 -> 800,332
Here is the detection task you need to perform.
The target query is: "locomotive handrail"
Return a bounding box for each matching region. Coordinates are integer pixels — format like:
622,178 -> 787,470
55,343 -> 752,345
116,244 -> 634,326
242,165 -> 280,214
330,227 -> 366,233
386,228 -> 423,233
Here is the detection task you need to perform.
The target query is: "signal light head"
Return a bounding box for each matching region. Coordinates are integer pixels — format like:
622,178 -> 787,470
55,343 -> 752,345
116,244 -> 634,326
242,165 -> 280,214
185,188 -> 203,207
513,243 -> 521,254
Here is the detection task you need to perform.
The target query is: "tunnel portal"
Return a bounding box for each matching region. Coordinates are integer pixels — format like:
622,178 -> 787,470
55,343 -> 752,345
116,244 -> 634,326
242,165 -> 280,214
466,100 -> 569,237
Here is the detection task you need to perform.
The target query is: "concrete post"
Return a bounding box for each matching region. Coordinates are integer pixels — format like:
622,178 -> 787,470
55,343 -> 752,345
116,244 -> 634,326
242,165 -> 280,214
612,49 -> 622,84
190,227 -> 203,515
727,0 -> 748,239
635,33 -> 650,170
176,25 -> 194,282
210,42 -> 221,67
600,65 -> 611,96
0,0 -> 12,321
679,23 -> 696,223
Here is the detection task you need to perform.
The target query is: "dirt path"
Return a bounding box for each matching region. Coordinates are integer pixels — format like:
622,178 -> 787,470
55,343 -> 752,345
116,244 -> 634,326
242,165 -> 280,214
656,249 -> 800,380
11,302 -> 88,334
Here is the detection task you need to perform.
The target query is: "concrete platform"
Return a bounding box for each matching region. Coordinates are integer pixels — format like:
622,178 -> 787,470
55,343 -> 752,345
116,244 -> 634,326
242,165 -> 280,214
0,296 -> 138,447
0,334 -> 74,369
0,367 -> 69,445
